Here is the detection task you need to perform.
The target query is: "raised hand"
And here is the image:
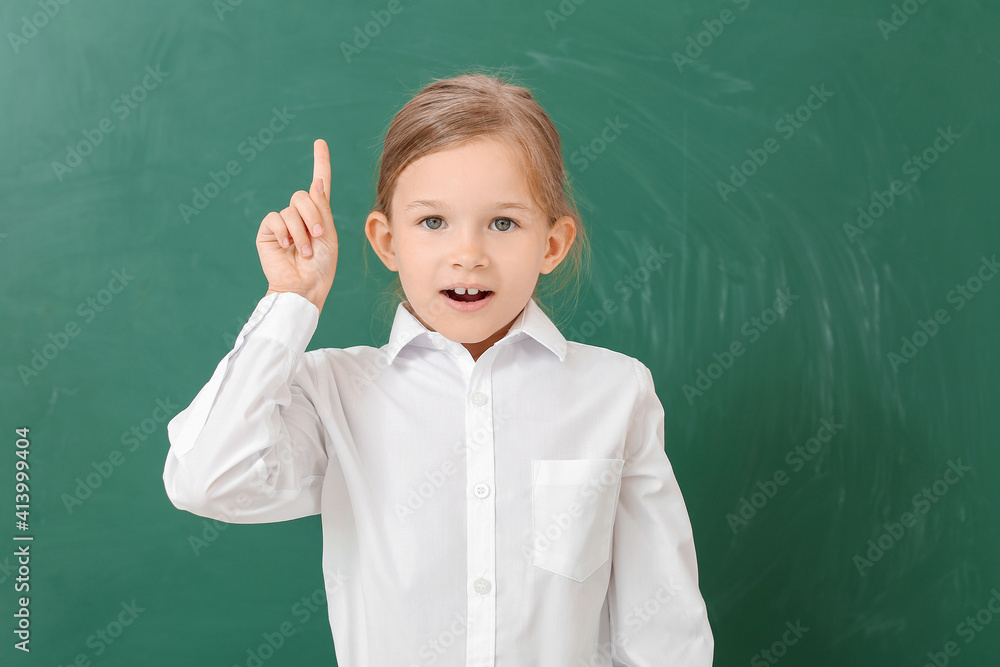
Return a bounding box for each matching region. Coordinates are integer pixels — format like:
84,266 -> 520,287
257,139 -> 338,315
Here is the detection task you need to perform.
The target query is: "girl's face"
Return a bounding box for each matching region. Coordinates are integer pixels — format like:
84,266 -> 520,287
365,137 -> 576,358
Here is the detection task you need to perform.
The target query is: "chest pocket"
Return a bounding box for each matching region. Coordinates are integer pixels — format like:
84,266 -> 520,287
530,458 -> 625,582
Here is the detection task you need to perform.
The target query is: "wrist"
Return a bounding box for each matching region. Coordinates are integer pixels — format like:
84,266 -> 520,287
265,288 -> 325,315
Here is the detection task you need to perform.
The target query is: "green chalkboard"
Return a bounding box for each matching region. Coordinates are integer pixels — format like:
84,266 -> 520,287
3,0 -> 1000,665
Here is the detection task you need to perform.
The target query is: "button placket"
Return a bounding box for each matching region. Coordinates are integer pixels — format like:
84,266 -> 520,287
465,369 -> 496,666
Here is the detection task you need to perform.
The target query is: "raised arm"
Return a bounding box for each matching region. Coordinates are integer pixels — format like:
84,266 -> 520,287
163,139 -> 341,522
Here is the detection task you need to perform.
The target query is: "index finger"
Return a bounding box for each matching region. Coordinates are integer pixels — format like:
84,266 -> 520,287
312,139 -> 331,203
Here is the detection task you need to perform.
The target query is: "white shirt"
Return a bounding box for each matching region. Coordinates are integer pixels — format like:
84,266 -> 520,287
162,291 -> 714,667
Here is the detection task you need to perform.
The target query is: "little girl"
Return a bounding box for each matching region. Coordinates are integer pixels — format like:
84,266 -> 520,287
163,71 -> 714,666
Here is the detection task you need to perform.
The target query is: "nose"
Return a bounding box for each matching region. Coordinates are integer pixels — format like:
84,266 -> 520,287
449,224 -> 488,269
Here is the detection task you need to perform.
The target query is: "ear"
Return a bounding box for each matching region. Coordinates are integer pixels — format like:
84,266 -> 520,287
540,215 -> 577,275
365,210 -> 398,272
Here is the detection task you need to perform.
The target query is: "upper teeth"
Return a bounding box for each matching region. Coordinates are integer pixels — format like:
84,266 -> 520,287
453,287 -> 480,295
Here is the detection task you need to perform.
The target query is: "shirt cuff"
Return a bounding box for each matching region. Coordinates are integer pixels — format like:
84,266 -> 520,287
243,291 -> 320,352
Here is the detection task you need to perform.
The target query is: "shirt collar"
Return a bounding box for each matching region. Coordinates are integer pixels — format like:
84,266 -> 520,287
384,297 -> 567,365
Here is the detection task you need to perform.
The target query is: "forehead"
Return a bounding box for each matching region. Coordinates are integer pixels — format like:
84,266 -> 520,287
393,138 -> 535,204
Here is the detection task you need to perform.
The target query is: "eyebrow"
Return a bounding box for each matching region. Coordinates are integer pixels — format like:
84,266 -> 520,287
403,199 -> 534,213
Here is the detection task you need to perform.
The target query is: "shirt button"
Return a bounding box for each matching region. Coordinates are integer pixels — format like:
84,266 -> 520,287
474,578 -> 492,595
471,392 -> 487,406
473,483 -> 490,498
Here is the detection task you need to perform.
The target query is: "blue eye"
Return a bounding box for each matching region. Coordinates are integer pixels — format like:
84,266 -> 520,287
417,217 -> 519,231
419,217 -> 444,230
491,217 -> 517,232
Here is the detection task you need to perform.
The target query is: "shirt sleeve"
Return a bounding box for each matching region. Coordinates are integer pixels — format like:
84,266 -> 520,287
607,359 -> 714,666
162,291 -> 330,524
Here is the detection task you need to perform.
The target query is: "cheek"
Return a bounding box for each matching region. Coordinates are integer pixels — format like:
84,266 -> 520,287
392,239 -> 419,274
504,249 -> 544,278
397,252 -> 429,280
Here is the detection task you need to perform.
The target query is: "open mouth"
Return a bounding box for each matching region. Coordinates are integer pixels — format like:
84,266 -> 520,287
442,288 -> 493,303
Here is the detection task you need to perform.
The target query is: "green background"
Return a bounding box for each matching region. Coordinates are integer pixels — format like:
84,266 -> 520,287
3,0 -> 999,665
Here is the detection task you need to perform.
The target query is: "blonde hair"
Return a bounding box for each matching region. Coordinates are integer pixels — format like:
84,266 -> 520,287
364,67 -> 591,332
